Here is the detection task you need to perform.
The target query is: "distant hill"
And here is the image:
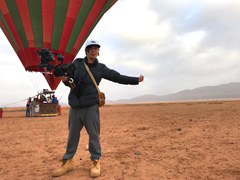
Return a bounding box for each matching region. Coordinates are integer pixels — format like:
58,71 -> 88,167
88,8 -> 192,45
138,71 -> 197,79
106,82 -> 240,104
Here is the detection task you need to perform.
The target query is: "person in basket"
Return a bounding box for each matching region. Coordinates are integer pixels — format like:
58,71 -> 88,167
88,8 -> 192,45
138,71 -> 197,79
52,39 -> 144,178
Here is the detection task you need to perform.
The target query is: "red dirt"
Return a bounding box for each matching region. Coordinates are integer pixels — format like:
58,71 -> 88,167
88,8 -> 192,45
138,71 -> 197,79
0,100 -> 240,180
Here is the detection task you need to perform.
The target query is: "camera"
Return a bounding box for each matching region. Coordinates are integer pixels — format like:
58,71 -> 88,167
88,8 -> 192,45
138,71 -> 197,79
52,62 -> 76,77
37,48 -> 76,77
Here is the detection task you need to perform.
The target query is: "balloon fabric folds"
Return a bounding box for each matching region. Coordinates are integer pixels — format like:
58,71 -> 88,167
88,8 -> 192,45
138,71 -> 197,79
0,0 -> 117,90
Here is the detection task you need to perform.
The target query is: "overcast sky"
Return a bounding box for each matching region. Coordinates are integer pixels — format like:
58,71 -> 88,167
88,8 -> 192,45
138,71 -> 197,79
1,0 -> 240,107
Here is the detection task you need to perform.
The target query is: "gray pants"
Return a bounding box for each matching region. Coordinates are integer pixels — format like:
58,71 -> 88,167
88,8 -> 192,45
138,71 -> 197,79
63,104 -> 101,161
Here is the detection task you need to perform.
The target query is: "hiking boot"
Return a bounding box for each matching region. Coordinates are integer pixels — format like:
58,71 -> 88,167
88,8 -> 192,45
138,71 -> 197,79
90,159 -> 100,178
52,158 -> 74,177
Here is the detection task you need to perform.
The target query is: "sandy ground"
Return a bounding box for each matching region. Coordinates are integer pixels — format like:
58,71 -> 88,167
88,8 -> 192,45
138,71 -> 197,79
0,100 -> 240,180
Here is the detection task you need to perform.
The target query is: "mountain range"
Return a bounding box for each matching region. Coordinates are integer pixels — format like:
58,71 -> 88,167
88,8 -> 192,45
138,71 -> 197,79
106,82 -> 240,104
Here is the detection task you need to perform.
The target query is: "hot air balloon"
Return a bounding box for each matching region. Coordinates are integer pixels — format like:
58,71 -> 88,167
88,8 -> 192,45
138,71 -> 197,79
0,0 -> 117,90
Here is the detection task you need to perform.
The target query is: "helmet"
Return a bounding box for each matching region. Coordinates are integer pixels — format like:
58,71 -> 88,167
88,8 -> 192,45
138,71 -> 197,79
85,39 -> 100,49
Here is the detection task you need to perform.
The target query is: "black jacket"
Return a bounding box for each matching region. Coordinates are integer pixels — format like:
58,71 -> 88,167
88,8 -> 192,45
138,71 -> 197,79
63,57 -> 139,108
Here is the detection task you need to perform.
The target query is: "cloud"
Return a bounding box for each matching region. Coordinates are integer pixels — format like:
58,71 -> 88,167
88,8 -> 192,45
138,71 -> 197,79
94,0 -> 240,99
149,0 -> 240,50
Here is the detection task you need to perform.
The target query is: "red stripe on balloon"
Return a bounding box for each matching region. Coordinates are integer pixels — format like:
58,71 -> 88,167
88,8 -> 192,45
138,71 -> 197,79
28,47 -> 40,69
0,21 -> 18,52
17,48 -> 40,71
43,74 -> 61,90
15,0 -> 36,69
17,50 -> 28,68
16,0 -> 35,47
0,0 -> 8,14
58,0 -> 83,53
42,0 -> 55,49
71,0 -> 107,55
0,0 -> 24,50
0,0 -> 30,71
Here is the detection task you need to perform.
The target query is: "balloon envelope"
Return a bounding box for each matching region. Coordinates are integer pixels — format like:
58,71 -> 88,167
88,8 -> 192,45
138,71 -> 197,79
0,0 -> 117,90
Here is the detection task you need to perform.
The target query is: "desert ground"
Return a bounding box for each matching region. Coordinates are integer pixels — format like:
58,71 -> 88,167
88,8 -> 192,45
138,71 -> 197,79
0,100 -> 239,180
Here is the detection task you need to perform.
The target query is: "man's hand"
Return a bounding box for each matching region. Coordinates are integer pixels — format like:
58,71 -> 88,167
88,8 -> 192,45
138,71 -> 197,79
139,74 -> 144,82
60,76 -> 68,82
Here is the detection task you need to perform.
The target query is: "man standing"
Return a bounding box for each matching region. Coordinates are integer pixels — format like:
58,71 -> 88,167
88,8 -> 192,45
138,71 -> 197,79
26,97 -> 31,117
52,39 -> 144,178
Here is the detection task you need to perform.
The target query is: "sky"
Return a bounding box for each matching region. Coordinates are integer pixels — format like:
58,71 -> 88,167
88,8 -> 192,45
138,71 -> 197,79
1,0 -> 240,107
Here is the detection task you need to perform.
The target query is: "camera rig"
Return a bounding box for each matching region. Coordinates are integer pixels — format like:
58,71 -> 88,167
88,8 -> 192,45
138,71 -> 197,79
37,48 -> 79,95
37,48 -> 76,77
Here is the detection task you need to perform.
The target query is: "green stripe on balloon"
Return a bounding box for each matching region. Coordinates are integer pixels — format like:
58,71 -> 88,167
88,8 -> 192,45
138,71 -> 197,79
51,0 -> 69,50
5,0 -> 28,48
77,0 -> 117,55
28,0 -> 43,47
65,0 -> 95,54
